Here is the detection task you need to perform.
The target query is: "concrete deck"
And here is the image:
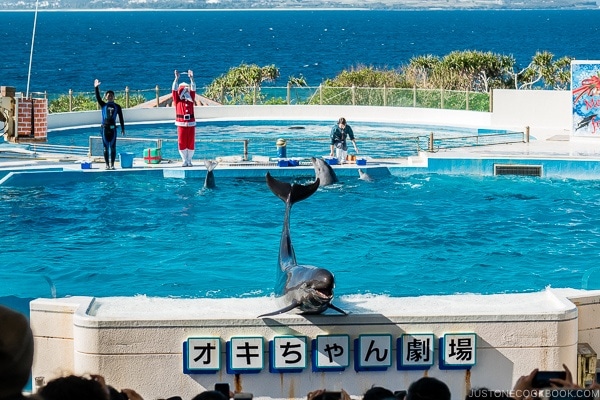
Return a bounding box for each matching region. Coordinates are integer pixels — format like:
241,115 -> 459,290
2,127 -> 600,183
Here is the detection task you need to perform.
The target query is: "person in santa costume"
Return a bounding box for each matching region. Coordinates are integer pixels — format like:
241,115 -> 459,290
172,69 -> 196,167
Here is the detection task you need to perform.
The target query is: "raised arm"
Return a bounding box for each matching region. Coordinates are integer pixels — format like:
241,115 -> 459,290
94,79 -> 105,107
188,70 -> 196,91
172,69 -> 180,91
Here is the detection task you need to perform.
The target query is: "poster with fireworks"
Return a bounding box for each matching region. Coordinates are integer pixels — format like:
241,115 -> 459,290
572,61 -> 600,136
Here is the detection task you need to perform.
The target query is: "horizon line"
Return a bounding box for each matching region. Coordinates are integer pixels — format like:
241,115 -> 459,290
1,6 -> 599,12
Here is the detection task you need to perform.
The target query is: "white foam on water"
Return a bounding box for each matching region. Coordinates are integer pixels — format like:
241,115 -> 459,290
89,288 -> 583,320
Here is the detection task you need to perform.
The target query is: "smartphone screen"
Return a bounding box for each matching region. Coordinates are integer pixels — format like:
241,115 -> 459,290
233,393 -> 253,400
532,371 -> 567,388
214,383 -> 230,399
322,392 -> 342,400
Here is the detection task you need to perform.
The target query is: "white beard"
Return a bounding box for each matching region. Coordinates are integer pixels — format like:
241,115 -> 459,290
179,90 -> 192,102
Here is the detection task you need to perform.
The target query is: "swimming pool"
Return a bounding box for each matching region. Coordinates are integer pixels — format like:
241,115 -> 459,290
48,120 -> 495,160
3,171 -> 600,313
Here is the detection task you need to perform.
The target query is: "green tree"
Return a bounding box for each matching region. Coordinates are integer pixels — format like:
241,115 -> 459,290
48,92 -> 146,113
321,65 -> 406,87
403,50 -> 515,91
48,93 -> 96,113
312,65 -> 408,106
403,55 -> 441,89
203,63 -> 280,104
510,51 -> 573,90
288,75 -> 307,87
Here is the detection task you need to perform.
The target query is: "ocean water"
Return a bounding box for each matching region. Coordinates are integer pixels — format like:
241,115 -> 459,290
3,9 -> 600,95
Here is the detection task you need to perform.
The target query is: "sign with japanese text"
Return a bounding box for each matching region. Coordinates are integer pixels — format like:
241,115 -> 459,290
183,332 -> 477,374
397,333 -> 435,370
354,334 -> 392,372
312,335 -> 350,371
227,336 -> 264,373
269,335 -> 308,373
439,333 -> 477,369
186,337 -> 221,373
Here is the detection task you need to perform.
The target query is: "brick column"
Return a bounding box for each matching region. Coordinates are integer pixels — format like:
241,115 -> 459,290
16,97 -> 48,142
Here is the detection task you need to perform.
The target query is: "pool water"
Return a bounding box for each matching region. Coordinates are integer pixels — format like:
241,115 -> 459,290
50,120 -> 480,160
3,172 -> 600,309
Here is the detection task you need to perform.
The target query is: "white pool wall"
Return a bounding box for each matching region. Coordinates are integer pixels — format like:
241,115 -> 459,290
29,289 -> 600,400
47,89 -> 573,139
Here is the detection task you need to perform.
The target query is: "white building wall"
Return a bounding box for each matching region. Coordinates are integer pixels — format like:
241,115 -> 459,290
48,105 -> 492,132
47,90 -> 574,136
491,89 -> 572,134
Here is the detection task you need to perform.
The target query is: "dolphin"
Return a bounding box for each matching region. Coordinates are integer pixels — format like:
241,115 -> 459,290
576,114 -> 597,131
258,172 -> 347,318
203,160 -> 218,189
310,157 -> 339,187
358,169 -> 373,182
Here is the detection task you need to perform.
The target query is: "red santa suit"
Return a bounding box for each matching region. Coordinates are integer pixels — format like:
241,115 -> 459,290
172,81 -> 196,166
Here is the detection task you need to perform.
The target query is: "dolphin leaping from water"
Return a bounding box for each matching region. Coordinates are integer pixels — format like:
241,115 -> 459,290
258,172 -> 347,318
310,157 -> 339,187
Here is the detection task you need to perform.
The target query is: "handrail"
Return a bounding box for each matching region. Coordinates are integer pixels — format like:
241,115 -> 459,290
46,85 -> 492,113
417,131 -> 525,153
75,132 -> 526,161
28,143 -> 88,156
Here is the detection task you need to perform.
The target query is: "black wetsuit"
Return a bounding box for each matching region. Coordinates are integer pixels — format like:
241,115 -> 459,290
95,87 -> 125,168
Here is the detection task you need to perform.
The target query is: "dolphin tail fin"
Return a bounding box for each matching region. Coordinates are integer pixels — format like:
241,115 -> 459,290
327,302 -> 349,315
257,301 -> 300,318
204,159 -> 218,172
266,172 -> 320,205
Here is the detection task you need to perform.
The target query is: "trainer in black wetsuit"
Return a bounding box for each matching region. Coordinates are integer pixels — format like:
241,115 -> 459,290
94,79 -> 125,170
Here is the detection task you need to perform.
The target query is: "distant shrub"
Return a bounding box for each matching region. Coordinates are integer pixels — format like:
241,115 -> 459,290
48,93 -> 146,113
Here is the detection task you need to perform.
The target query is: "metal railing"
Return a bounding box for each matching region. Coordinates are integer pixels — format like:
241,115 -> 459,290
74,131 -> 525,161
418,130 -> 526,153
88,136 -> 164,158
27,143 -> 89,157
48,85 -> 491,113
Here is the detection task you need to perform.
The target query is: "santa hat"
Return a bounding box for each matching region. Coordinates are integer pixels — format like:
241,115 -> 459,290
0,305 -> 34,396
178,83 -> 190,97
